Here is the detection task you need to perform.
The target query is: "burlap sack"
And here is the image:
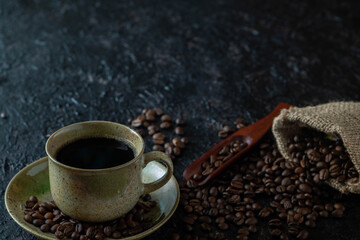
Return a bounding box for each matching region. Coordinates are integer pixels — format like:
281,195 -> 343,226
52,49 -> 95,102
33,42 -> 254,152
272,102 -> 360,194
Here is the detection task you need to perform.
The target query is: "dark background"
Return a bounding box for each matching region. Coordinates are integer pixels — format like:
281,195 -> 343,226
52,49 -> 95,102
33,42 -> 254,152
1,0 -> 360,239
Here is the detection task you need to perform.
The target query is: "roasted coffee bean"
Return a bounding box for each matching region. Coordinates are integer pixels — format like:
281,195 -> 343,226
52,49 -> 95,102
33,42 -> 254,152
160,121 -> 171,129
331,209 -> 344,218
40,224 -> 50,232
218,130 -> 228,138
171,233 -> 181,240
24,214 -> 33,223
29,196 -> 38,203
175,127 -> 184,135
154,108 -> 163,116
305,219 -> 316,228
79,235 -> 88,240
161,114 -> 172,122
200,223 -> 211,232
71,232 -> 80,239
104,226 -> 113,237
112,231 -> 122,239
334,203 -> 345,211
145,109 -> 156,121
297,229 -> 309,239
55,230 -> 65,239
33,219 -> 44,227
280,233 -> 289,240
259,207 -> 273,218
152,144 -> 164,151
270,229 -> 282,236
131,119 -> 142,128
245,217 -> 258,225
51,224 -> 60,233
268,218 -> 282,227
217,222 -> 229,230
248,224 -> 257,233
44,212 -> 54,219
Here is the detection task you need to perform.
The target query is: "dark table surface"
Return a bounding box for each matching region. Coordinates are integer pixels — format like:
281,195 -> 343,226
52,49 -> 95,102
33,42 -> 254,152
1,0 -> 360,239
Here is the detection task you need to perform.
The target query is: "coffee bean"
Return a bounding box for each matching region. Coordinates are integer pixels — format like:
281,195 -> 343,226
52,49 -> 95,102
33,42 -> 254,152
319,210 -> 329,218
160,121 -> 171,129
245,217 -> 257,225
299,183 -> 312,193
161,114 -> 172,122
331,209 -> 344,218
248,224 -> 257,233
270,229 -> 282,236
280,233 -> 289,240
79,235 -> 88,240
297,229 -> 309,239
305,219 -> 316,228
131,119 -> 142,128
112,231 -> 122,238
258,207 -> 273,218
33,218 -> 45,227
200,223 -> 211,232
171,233 -> 181,240
145,109 -> 156,121
71,232 -> 80,239
334,203 -> 345,211
55,230 -> 65,239
174,126 -> 184,135
218,222 -> 229,230
40,224 -> 50,232
24,214 -> 33,223
218,130 -> 228,138
319,169 -> 329,181
173,147 -> 181,156
209,187 -> 218,197
44,212 -> 54,219
268,218 -> 282,227
152,144 -> 164,151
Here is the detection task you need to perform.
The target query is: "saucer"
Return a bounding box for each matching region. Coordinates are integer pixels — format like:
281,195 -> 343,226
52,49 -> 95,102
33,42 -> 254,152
5,157 -> 180,240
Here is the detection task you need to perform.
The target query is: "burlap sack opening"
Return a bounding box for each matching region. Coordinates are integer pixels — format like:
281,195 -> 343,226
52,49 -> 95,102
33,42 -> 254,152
272,102 -> 360,194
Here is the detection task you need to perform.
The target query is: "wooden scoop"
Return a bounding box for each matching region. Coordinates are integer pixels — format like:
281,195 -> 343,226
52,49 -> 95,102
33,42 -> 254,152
183,102 -> 291,186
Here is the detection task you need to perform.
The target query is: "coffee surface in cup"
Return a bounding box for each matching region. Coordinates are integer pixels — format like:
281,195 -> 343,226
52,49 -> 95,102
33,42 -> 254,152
56,137 -> 135,169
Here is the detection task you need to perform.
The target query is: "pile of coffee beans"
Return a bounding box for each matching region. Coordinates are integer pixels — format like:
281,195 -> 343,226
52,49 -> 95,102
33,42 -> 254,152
23,194 -> 157,239
190,138 -> 248,183
128,108 -> 188,160
176,128 -> 358,239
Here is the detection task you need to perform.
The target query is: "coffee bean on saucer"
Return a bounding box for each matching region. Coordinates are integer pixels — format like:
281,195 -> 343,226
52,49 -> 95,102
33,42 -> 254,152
24,194 -> 157,240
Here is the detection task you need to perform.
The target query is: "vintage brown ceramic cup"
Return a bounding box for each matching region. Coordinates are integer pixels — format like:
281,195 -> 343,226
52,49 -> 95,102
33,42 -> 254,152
45,121 -> 173,222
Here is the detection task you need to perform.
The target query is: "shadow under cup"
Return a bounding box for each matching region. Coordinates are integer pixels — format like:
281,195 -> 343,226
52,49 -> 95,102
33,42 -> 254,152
45,121 -> 146,222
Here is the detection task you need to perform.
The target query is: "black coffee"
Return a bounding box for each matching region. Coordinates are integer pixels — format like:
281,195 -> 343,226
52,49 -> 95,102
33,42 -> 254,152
56,137 -> 135,169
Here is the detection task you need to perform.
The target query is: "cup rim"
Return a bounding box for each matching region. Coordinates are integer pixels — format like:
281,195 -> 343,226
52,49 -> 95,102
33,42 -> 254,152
45,120 -> 145,172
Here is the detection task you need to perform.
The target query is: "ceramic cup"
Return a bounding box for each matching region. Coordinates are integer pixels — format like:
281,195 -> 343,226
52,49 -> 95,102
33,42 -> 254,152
45,121 -> 173,222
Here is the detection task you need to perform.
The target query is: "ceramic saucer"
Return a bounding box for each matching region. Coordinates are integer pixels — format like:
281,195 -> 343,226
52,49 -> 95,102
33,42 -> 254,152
5,157 -> 180,240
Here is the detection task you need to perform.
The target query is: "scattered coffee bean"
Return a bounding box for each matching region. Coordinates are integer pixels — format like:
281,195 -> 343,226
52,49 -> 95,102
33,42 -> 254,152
161,114 -> 172,122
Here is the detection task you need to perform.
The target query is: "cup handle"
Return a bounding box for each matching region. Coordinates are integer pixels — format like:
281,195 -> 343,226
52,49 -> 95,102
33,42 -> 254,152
142,151 -> 174,194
